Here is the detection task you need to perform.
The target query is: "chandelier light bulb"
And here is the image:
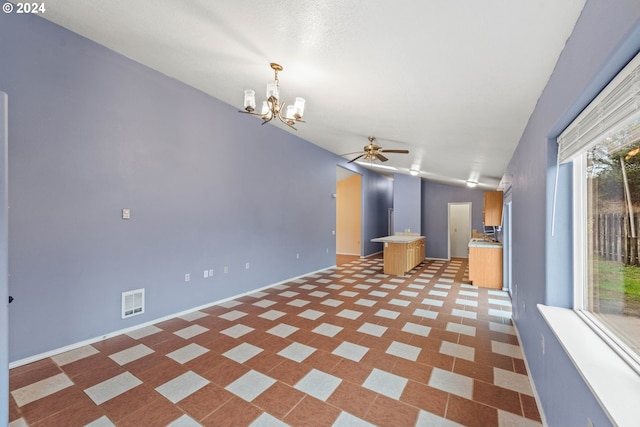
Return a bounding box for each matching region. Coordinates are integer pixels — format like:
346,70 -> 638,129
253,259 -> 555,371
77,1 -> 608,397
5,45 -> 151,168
239,62 -> 306,130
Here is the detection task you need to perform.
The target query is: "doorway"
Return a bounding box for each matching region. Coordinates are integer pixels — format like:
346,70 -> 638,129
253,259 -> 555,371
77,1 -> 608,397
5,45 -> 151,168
448,202 -> 471,259
503,201 -> 512,293
336,167 -> 362,261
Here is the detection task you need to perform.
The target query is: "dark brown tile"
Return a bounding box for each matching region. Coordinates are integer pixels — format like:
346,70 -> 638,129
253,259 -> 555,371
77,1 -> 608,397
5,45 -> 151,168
9,359 -> 61,391
100,383 -> 160,422
135,358 -> 188,389
253,381 -> 306,419
453,358 -> 494,383
327,381 -> 377,419
473,380 -> 523,415
116,394 -> 184,427
202,357 -> 250,388
400,380 -> 448,416
330,359 -> 373,385
364,394 -> 419,427
359,348 -> 398,371
9,394 -> 21,423
60,353 -> 125,389
304,350 -> 343,372
391,358 -> 432,384
30,399 -> 105,427
268,359 -> 311,386
91,334 -> 138,355
184,352 -> 228,377
201,396 -> 262,427
177,383 -> 234,421
20,386 -> 90,426
154,317 -> 193,333
446,394 -> 499,427
416,349 -> 455,371
284,395 -> 341,427
521,393 -> 543,422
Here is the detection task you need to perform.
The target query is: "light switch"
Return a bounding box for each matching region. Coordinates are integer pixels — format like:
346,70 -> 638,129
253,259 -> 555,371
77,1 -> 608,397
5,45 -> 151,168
122,208 -> 131,219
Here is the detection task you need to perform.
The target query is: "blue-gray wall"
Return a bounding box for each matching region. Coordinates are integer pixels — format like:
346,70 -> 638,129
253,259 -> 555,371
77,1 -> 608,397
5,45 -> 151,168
1,92 -> 9,427
392,173 -> 421,234
359,170 -> 393,256
0,12 -> 389,363
504,0 -> 640,425
421,181 -> 485,259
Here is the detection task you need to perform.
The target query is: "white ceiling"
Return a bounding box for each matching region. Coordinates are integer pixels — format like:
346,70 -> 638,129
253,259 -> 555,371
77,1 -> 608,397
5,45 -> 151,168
37,0 -> 586,189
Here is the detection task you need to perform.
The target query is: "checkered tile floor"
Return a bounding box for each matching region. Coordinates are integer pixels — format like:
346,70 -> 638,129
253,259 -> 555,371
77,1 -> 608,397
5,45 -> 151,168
9,257 -> 542,427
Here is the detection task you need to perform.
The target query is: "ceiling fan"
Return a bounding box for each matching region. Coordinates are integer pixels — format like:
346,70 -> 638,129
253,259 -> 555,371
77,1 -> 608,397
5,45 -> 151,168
343,136 -> 410,163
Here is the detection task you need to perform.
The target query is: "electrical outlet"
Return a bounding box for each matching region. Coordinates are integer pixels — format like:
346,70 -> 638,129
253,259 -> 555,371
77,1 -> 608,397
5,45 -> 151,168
122,208 -> 131,219
208,269 -> 213,276
204,270 -> 209,278
296,253 -> 300,259
185,273 -> 190,282
245,262 -> 250,269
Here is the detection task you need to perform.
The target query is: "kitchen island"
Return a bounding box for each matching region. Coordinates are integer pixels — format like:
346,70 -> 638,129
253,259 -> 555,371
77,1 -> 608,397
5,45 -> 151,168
371,235 -> 425,276
468,238 -> 503,289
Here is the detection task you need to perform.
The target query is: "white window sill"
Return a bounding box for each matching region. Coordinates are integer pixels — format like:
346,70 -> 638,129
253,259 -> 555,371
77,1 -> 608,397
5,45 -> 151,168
538,304 -> 640,426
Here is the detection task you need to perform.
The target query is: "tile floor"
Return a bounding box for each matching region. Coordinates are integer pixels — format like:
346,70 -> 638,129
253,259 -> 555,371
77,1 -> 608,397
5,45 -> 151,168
9,257 -> 543,427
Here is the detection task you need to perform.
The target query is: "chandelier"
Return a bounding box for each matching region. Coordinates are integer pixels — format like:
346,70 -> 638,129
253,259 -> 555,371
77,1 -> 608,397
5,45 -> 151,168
240,63 -> 306,130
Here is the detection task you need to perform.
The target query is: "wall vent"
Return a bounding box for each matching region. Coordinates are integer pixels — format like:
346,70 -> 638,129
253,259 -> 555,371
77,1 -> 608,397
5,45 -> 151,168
122,288 -> 145,319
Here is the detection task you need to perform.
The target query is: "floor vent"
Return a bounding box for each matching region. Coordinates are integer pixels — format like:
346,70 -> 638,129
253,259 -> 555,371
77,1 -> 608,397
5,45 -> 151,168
122,288 -> 145,319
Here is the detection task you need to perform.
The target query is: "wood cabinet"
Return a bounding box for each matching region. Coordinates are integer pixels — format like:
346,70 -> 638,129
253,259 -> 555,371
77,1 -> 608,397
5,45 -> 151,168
484,191 -> 503,226
382,238 -> 425,276
468,246 -> 503,289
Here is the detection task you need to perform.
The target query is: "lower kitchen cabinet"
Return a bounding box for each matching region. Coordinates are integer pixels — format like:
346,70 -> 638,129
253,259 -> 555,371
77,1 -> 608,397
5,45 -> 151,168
468,245 -> 503,289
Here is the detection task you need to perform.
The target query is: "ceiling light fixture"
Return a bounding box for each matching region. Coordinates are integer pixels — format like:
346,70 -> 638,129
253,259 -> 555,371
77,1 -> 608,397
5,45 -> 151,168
466,180 -> 478,188
410,169 -> 420,176
240,63 -> 306,130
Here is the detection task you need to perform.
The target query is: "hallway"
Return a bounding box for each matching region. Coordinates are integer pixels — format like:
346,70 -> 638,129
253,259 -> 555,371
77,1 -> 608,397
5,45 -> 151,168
9,257 -> 541,426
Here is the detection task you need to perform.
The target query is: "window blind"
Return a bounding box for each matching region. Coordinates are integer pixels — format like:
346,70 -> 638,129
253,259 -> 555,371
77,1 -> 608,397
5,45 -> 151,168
558,52 -> 640,163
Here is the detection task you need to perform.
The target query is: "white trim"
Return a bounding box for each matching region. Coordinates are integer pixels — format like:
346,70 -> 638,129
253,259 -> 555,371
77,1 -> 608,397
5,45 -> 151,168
572,155 -> 587,310
539,304 -> 640,426
9,266 -> 335,368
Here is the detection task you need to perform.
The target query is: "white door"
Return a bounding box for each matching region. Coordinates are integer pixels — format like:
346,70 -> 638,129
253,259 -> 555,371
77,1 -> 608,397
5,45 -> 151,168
449,203 -> 471,258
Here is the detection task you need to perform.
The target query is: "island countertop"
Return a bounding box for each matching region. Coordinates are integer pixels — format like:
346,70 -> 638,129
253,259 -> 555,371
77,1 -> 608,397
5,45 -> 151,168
371,235 -> 424,244
468,237 -> 502,248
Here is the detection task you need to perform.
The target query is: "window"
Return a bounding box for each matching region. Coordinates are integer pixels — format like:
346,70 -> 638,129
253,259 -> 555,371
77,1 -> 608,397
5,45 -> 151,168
559,52 -> 640,366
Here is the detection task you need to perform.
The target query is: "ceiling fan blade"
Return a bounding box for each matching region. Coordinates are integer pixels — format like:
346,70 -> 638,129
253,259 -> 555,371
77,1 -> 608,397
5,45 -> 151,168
379,149 -> 410,154
376,153 -> 389,162
348,153 -> 367,163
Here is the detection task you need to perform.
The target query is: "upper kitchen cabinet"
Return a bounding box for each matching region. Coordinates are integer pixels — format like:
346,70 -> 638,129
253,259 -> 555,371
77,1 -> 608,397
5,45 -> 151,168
484,191 -> 503,226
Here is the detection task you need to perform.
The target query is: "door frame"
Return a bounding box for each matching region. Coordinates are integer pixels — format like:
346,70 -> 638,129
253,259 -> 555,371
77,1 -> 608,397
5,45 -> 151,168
1,92 -> 8,426
448,202 -> 472,260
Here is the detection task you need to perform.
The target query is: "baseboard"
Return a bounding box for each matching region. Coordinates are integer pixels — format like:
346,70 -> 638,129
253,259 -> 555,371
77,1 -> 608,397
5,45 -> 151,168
426,257 -> 449,262
9,265 -> 337,369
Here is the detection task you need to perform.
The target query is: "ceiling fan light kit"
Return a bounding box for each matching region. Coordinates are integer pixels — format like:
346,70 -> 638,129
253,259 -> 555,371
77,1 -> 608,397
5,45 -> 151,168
344,136 -> 409,164
240,62 -> 305,130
